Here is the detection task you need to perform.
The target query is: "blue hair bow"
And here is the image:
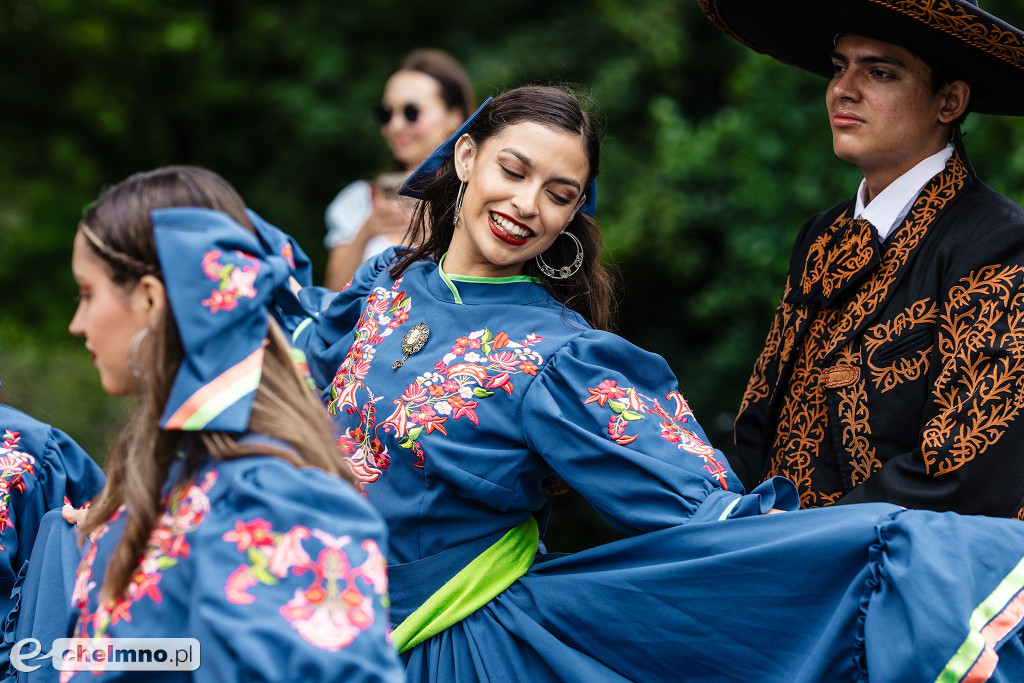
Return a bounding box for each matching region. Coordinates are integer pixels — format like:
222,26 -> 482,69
400,97 -> 598,218
152,207 -> 309,432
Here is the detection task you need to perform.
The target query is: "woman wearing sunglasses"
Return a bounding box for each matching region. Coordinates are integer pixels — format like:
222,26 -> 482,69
323,49 -> 474,290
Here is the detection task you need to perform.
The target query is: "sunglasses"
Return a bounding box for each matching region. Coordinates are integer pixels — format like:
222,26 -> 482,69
374,103 -> 420,125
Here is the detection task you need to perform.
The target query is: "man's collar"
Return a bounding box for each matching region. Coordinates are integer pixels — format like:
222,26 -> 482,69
855,145 -> 953,241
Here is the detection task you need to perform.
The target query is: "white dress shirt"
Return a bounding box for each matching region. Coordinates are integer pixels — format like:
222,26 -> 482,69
854,145 -> 954,241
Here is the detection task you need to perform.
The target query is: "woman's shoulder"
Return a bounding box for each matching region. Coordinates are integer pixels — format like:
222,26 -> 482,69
0,404 -> 58,455
0,403 -> 103,501
530,327 -> 681,395
200,451 -> 385,534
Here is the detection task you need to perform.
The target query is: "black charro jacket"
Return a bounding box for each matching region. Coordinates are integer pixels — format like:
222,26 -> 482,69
733,153 -> 1024,517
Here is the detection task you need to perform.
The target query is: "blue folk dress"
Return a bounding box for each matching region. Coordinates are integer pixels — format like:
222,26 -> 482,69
0,405 -> 105,679
60,448 -> 402,682
292,248 -> 1024,682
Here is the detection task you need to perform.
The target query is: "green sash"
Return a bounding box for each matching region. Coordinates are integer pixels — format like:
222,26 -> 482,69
392,516 -> 539,654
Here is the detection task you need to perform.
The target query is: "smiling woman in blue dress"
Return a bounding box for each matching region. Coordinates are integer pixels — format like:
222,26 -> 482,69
288,85 -> 1024,681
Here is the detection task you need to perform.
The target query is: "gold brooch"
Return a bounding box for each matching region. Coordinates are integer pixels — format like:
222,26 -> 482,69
393,323 -> 430,370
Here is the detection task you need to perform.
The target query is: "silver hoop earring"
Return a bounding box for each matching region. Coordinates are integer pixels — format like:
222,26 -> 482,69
452,181 -> 467,227
535,231 -> 584,279
127,327 -> 151,380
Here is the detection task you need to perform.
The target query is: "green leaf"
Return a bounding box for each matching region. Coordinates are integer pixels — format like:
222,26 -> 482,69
157,556 -> 178,570
408,426 -> 423,440
608,400 -> 626,414
481,329 -> 493,343
622,409 -> 645,421
473,388 -> 494,398
397,436 -> 413,449
253,566 -> 278,585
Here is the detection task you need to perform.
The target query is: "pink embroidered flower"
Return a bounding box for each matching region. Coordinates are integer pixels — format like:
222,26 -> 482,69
1,430 -> 19,449
351,359 -> 372,381
280,592 -> 316,622
366,293 -> 389,315
349,428 -> 365,443
455,336 -> 471,347
336,437 -> 356,455
467,338 -> 481,350
267,526 -> 313,577
72,543 -> 99,609
228,264 -> 258,300
487,351 -> 519,371
428,384 -> 445,397
410,405 -> 437,425
434,361 -> 448,373
225,566 -> 259,605
485,372 -> 511,390
441,380 -> 460,393
401,384 -> 429,403
452,400 -> 479,425
202,288 -> 237,313
392,309 -> 409,324
223,518 -> 275,552
106,596 -> 133,625
201,250 -> 224,279
130,571 -> 163,604
585,380 -> 625,407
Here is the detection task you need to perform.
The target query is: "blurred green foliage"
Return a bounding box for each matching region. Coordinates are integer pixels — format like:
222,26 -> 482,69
3,0 -> 1024,547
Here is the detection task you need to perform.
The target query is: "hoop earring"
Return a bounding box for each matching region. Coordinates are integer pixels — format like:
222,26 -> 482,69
535,231 -> 584,279
127,327 -> 151,380
452,181 -> 467,227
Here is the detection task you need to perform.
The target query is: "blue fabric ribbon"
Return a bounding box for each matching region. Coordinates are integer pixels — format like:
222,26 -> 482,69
151,207 -> 307,432
400,97 -> 598,218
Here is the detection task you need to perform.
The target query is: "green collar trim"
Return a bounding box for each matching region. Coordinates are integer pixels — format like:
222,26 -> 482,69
437,253 -> 543,305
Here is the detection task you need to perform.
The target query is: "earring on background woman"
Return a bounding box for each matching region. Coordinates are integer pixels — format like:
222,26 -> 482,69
452,181 -> 467,227
535,230 -> 584,279
126,327 -> 151,380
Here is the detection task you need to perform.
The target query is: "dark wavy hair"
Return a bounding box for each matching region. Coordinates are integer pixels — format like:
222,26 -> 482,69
391,85 -> 617,331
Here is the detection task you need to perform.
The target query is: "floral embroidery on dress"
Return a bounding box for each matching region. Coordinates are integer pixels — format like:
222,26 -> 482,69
585,380 -> 730,488
326,278 -> 411,484
68,472 -> 219,645
200,249 -> 260,313
224,519 -> 387,651
333,328 -> 544,486
0,430 -> 35,550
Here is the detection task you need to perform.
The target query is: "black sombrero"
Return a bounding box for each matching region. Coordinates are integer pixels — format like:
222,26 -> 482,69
698,0 -> 1024,115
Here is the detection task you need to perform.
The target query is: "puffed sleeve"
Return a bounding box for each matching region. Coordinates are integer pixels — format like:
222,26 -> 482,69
0,409 -> 104,676
186,459 -> 402,683
522,332 -> 796,534
291,247 -> 408,390
12,425 -> 105,562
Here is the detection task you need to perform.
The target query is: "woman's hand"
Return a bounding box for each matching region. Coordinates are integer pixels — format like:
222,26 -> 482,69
62,503 -> 89,528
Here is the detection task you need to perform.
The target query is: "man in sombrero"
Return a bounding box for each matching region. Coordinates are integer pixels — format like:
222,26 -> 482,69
700,0 -> 1024,516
